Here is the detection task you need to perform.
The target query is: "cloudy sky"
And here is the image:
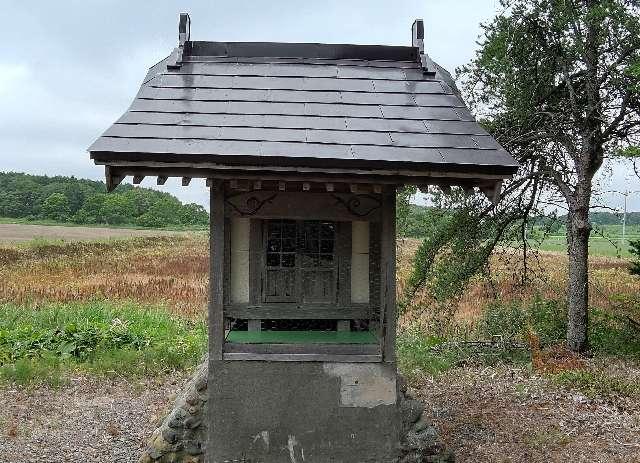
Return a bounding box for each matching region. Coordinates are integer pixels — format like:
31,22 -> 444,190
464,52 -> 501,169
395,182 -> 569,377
1,0 -> 638,213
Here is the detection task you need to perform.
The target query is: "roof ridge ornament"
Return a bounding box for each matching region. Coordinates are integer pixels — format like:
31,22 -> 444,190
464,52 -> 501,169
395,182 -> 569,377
168,13 -> 191,70
411,19 -> 436,76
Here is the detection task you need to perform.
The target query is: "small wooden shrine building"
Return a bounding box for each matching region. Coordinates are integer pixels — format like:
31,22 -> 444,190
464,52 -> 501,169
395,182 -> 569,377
90,13 -> 517,463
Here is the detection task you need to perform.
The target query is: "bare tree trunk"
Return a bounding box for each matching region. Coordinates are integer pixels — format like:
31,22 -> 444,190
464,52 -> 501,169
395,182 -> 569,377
566,204 -> 591,353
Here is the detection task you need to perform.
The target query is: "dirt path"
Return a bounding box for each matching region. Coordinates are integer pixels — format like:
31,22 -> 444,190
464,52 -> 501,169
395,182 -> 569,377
0,374 -> 189,463
0,223 -> 186,243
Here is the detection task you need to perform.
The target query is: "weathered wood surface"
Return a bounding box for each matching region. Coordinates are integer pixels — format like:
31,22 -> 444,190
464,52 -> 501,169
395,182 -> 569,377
381,186 -> 397,363
224,303 -> 373,320
224,191 -> 382,221
209,181 -> 225,360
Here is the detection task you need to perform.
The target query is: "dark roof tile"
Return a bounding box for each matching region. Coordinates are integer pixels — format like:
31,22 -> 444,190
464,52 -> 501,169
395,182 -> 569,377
89,40 -> 518,176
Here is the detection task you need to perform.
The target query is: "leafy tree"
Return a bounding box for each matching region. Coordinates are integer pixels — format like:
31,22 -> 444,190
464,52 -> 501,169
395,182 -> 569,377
73,193 -> 109,224
406,0 -> 640,353
101,194 -> 136,225
629,239 -> 640,275
136,197 -> 184,228
179,203 -> 210,226
41,193 -> 71,221
0,172 -> 209,228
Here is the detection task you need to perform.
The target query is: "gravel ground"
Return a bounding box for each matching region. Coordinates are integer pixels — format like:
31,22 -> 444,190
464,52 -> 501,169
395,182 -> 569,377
414,363 -> 640,463
0,374 -> 189,463
2,364 -> 639,462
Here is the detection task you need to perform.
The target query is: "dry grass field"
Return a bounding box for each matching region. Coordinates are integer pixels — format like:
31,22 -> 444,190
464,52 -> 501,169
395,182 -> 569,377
1,232 -> 639,462
396,238 -> 640,331
0,235 -> 209,317
3,233 -> 638,323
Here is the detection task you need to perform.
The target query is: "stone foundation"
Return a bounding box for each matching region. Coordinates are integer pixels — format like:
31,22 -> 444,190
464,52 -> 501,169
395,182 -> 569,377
139,360 -> 208,463
139,358 -> 453,463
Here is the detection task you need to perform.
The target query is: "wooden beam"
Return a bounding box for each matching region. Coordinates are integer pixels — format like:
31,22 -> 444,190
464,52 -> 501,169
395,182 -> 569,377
229,179 -> 251,191
248,320 -> 262,332
224,191 -> 382,221
224,343 -> 380,357
105,166 -> 124,192
223,217 -> 231,307
223,353 -> 381,363
381,185 -> 397,363
209,180 -> 225,361
223,340 -> 381,362
157,176 -> 168,185
132,175 -> 144,185
225,303 -> 373,320
249,220 -> 262,306
480,180 -> 503,205
368,221 -> 382,337
337,221 -> 352,308
97,159 -> 514,181
181,176 -> 191,186
337,320 -> 351,331
96,161 -> 513,188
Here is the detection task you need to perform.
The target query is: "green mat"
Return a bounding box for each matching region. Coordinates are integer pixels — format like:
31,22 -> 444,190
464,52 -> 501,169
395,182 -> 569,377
226,330 -> 378,344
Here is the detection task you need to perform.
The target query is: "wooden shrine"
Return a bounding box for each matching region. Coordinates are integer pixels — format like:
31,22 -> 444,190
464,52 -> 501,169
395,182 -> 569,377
89,13 -> 518,463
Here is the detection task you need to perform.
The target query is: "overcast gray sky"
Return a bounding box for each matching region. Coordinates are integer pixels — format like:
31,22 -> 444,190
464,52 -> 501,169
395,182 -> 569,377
1,0 -> 637,214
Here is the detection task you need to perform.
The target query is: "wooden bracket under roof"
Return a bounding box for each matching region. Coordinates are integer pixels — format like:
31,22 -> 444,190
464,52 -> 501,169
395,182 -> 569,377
167,13 -> 191,70
480,180 -> 503,206
105,166 -> 124,192
105,165 -> 505,207
417,180 -> 504,205
412,19 -> 436,75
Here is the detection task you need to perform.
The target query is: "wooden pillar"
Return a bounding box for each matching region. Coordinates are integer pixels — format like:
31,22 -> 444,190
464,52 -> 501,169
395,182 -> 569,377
380,186 -> 397,363
337,221 -> 352,332
209,180 -> 225,360
248,219 -> 262,331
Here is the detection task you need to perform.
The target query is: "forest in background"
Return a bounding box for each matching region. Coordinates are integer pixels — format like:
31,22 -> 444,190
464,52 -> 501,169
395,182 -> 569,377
0,172 -> 209,228
1,171 -> 634,237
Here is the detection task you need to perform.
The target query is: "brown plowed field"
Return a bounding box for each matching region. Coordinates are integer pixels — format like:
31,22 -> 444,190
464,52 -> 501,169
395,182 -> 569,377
0,223 -> 185,243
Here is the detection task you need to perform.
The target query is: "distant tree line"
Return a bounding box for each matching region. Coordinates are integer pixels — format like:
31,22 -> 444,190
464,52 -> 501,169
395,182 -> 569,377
0,172 -> 209,228
398,203 -> 635,239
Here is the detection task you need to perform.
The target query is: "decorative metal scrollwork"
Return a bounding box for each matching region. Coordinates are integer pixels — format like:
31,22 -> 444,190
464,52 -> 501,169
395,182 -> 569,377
225,192 -> 277,216
332,193 -> 382,217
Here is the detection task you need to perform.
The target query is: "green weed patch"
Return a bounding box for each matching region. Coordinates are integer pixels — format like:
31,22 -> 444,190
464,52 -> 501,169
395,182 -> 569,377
0,301 -> 207,385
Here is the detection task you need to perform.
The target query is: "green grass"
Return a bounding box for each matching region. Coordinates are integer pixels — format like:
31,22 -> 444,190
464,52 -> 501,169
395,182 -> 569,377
527,224 -> 640,257
0,301 -> 207,386
396,329 -> 530,381
528,235 -> 638,257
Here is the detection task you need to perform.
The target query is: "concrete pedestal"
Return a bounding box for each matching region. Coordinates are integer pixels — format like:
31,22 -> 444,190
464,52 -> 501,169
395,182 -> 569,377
208,361 -> 401,463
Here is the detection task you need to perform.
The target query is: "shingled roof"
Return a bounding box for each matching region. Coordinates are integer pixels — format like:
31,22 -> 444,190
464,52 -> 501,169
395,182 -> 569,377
89,14 -> 517,192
